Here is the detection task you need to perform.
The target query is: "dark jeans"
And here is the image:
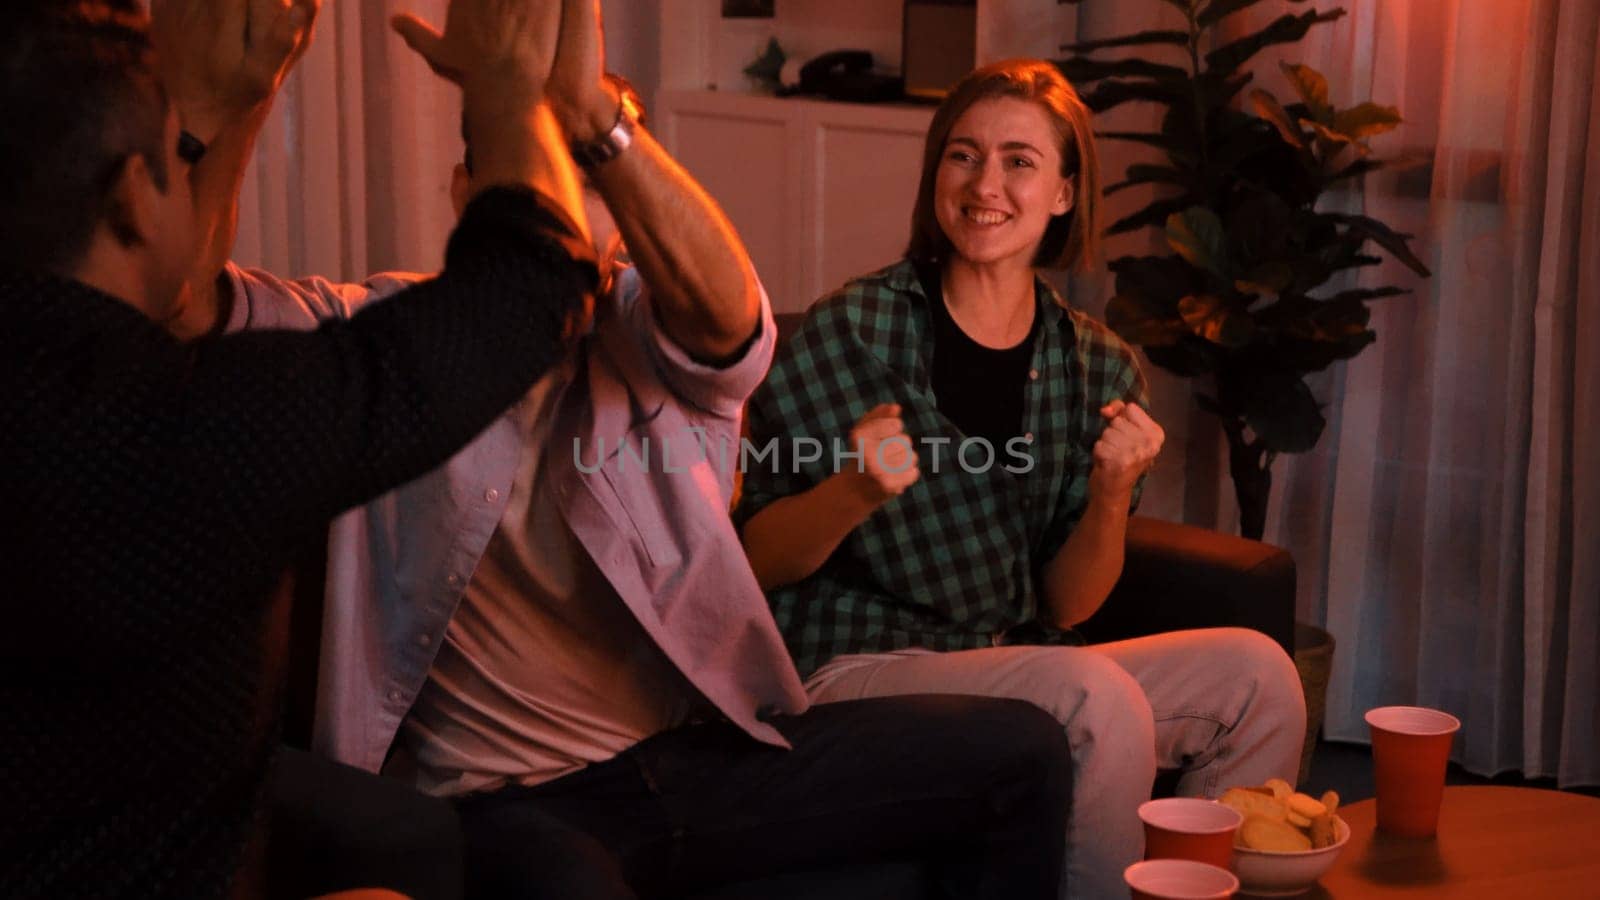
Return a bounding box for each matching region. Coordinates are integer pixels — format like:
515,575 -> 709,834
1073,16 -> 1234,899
265,746 -> 464,900
453,695 -> 1071,900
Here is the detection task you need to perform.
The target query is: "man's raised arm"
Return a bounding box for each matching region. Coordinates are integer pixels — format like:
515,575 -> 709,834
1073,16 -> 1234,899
151,0 -> 319,339
183,0 -> 601,531
543,0 -> 761,363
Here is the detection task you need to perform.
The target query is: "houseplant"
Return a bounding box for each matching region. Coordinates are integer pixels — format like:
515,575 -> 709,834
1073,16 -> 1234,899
1056,0 -> 1431,542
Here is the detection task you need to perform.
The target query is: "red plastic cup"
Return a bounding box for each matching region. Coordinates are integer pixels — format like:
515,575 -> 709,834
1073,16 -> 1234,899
1139,798 -> 1243,870
1124,859 -> 1239,899
1365,705 -> 1461,837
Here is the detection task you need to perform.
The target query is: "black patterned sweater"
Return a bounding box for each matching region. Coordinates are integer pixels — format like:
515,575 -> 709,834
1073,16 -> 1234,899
0,187 -> 596,898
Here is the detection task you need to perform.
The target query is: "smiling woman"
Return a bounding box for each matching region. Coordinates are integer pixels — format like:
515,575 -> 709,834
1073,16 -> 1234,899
933,97 -> 1075,282
735,57 -> 1306,899
907,59 -> 1100,275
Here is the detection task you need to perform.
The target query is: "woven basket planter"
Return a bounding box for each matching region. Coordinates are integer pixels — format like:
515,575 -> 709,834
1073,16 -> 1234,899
1293,623 -> 1336,786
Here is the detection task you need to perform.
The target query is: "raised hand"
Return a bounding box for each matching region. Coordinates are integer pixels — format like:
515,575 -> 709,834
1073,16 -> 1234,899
1088,400 -> 1164,501
392,0 -> 562,104
546,0 -> 616,140
393,1 -> 588,253
150,0 -> 319,141
844,403 -> 922,506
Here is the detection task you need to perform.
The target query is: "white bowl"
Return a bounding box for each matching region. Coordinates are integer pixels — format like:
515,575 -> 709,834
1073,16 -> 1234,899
1231,816 -> 1350,897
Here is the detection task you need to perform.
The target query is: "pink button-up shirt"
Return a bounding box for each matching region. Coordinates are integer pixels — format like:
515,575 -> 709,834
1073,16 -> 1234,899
226,263 -> 809,774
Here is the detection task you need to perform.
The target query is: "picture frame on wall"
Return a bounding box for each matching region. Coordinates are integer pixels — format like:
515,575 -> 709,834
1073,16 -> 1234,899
722,0 -> 775,17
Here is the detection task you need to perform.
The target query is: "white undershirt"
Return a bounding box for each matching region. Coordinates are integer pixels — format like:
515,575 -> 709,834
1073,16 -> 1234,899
397,365 -> 700,796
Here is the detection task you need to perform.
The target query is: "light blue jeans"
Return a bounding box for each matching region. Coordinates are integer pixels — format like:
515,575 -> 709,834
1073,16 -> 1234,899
806,627 -> 1307,900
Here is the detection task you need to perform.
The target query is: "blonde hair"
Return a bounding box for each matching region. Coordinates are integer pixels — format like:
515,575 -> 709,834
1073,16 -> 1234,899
906,59 -> 1101,272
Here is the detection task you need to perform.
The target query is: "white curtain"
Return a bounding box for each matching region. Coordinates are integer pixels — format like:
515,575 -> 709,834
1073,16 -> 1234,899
234,0 -> 661,280
1071,0 -> 1598,788
236,0 -> 1598,787
235,0 -> 466,280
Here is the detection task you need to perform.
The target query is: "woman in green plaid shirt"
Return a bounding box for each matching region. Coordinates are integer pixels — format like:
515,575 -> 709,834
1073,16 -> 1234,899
736,60 -> 1305,898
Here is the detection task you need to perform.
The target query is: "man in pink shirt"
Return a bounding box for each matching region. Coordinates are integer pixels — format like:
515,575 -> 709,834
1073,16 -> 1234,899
169,2 -> 1075,898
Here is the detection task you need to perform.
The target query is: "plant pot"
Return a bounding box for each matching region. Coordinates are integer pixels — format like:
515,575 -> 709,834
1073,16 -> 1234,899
1292,622 -> 1336,787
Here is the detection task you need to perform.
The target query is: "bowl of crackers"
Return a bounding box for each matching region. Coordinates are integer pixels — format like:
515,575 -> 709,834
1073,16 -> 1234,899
1221,778 -> 1349,897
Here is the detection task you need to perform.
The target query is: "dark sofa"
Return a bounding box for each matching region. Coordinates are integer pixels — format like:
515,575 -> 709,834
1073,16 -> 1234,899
687,516 -> 1295,900
276,312 -> 1297,899
683,314 -> 1297,900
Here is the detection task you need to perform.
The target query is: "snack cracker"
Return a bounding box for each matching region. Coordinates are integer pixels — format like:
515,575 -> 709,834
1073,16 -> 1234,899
1224,781 -> 1345,851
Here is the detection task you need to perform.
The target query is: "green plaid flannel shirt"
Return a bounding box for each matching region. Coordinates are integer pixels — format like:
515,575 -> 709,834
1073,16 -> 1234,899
735,258 -> 1148,677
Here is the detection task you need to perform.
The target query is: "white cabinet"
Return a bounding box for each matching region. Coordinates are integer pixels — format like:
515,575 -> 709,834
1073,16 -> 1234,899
660,90 -> 934,313
651,0 -> 1079,312
657,0 -> 1076,97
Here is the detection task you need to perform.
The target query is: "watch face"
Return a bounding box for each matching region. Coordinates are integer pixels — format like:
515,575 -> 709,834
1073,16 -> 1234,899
573,113 -> 636,169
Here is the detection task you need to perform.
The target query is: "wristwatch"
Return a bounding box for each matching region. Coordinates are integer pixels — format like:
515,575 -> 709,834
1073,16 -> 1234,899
177,129 -> 208,165
569,98 -> 638,170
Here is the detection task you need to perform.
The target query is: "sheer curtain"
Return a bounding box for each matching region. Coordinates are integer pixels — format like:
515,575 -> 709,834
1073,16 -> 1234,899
234,0 -> 464,280
235,1 -> 1597,786
1071,0 -> 1597,787
233,0 -> 661,280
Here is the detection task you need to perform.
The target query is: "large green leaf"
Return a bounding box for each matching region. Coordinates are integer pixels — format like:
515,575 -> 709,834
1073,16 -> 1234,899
1160,101 -> 1206,151
1198,0 -> 1269,28
1255,292 -> 1380,365
1061,0 -> 1198,9
1303,120 -> 1366,152
1332,103 -> 1403,139
1097,130 -> 1199,166
1324,213 -> 1432,277
1060,30 -> 1191,54
1270,330 -> 1374,372
1209,114 -> 1293,174
1327,253 -> 1385,274
1110,254 -> 1201,306
1296,235 -> 1383,288
1057,57 -> 1190,86
1280,62 -> 1332,123
1250,89 -> 1307,149
1110,197 -> 1197,236
1220,369 -> 1326,453
1313,286 -> 1410,304
1206,9 -> 1346,77
1225,188 -> 1301,263
1097,130 -> 1184,152
1251,295 -> 1313,328
1180,294 -> 1257,347
1147,339 -> 1220,376
1083,79 -> 1187,113
1167,207 -> 1230,276
1105,163 -> 1189,195
1302,296 -> 1373,340
1107,292 -> 1189,346
1235,261 -> 1294,295
1327,158 -> 1386,182
1203,71 -> 1256,108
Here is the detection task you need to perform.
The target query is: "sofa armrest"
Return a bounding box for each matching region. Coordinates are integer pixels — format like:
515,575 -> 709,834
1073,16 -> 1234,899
1072,516 -> 1295,654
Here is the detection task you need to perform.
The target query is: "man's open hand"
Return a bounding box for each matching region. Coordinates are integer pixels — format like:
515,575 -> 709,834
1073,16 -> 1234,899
547,0 -> 616,142
151,0 -> 319,141
392,0 -> 561,107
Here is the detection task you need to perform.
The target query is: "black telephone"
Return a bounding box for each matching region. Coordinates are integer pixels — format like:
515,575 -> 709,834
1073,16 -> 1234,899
792,50 -> 903,103
798,50 -> 874,93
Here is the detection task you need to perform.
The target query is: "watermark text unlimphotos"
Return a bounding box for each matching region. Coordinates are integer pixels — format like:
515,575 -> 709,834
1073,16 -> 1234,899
572,429 -> 1036,476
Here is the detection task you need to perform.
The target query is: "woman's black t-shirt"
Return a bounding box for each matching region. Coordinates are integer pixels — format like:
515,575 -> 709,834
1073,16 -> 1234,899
919,262 -> 1037,452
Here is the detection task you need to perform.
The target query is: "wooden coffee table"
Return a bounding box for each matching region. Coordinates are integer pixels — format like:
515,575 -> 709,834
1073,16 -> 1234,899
1297,785 -> 1600,898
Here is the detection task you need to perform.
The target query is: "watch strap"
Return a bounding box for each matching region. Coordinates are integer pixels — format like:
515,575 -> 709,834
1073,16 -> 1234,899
569,102 -> 637,169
